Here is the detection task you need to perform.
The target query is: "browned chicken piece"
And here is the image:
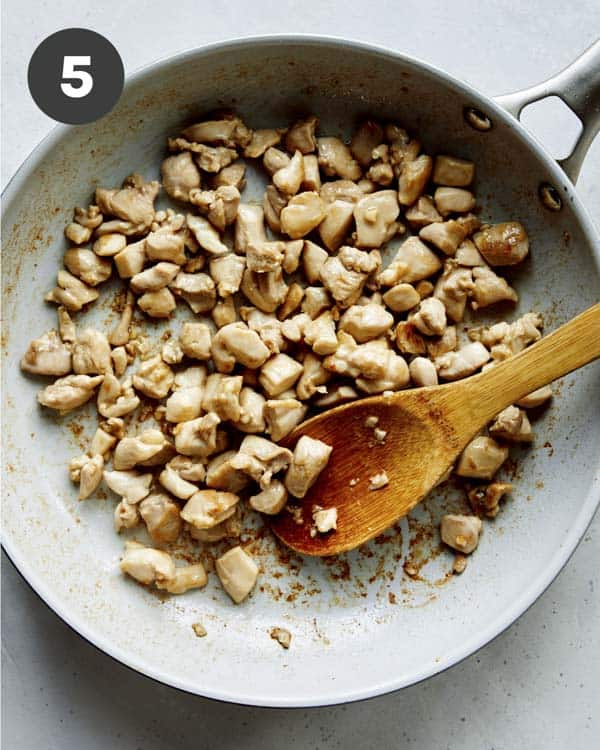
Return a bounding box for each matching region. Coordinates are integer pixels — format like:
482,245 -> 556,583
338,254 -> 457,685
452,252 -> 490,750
63,247 -> 112,286
38,374 -> 104,413
45,270 -> 99,311
317,137 -> 361,180
72,328 -> 113,375
95,174 -> 159,235
468,482 -> 512,518
139,492 -> 182,544
189,186 -> 241,232
161,152 -> 201,201
21,330 -> 72,376
244,129 -> 284,158
350,120 -> 384,167
440,514 -> 482,553
473,222 -> 529,266
285,116 -> 318,154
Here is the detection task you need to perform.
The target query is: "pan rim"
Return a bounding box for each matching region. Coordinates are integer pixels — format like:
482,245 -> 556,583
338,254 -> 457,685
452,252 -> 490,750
2,33 -> 599,708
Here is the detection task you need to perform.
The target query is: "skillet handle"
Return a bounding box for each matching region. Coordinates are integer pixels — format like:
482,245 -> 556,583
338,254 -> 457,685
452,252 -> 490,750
495,39 -> 600,183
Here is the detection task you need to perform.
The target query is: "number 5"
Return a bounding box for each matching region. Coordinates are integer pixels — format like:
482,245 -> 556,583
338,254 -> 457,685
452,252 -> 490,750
60,56 -> 93,98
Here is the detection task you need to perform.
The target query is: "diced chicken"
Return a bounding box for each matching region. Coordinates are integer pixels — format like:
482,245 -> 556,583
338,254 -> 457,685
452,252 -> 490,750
304,310 -> 338,355
280,191 -> 325,239
205,451 -> 251,493
114,500 -> 140,533
302,154 -> 321,191
313,383 -> 358,408
405,195 -> 443,227
168,455 -> 206,482
433,261 -> 474,322
189,186 -> 240,232
377,237 -> 441,286
354,190 -> 400,248
473,222 -> 529,266
201,373 -> 243,421
159,563 -> 208,595
209,253 -> 246,297
368,471 -> 389,490
339,303 -> 393,342
259,353 -> 304,397
294,352 -> 329,401
113,430 -> 166,470
245,240 -> 284,273
90,427 -> 117,457
132,355 -> 174,399
470,266 -> 518,309
232,387 -> 267,434
244,128 -> 284,158
137,288 -> 177,318
97,374 -> 140,418
398,154 -> 432,205
301,240 -> 327,285
242,309 -> 285,354
455,239 -> 486,267
139,492 -> 182,544
169,271 -> 216,313
210,322 -> 270,373
264,398 -> 307,441
317,137 -> 361,180
317,199 -> 354,251
21,330 -> 72,376
285,435 -> 332,498
273,150 -> 305,195
179,322 -> 212,360
69,453 -> 104,499
120,542 -> 175,586
419,214 -> 480,256
63,247 -> 112,287
426,325 -> 458,359
456,436 -> 508,479
434,187 -> 476,216
130,262 -> 179,294
433,155 -> 474,187
230,435 -> 292,489
435,341 -> 490,380
489,405 -> 534,442
263,185 -> 288,233
168,140 -> 238,173
186,214 -> 229,256
96,175 -> 159,235
469,312 -> 542,361
157,464 -> 197,500
278,283 -> 305,321
249,480 -> 288,515
161,339 -> 184,365
409,357 -> 438,386
320,180 -> 363,204
45,270 -> 99,311
381,283 -> 419,313
240,268 -> 288,314
411,297 -> 447,337
263,147 -> 291,176
108,291 -> 135,347
394,321 -> 427,355
92,232 -> 127,258
468,482 -> 513,518
214,162 -> 246,190
173,412 -> 221,457
215,546 -> 259,603
145,228 -> 187,265
181,489 -> 239,529
161,151 -> 201,201
38,374 -> 103,412
350,120 -> 384,167
212,296 -> 237,328
286,116 -> 318,154
312,506 -> 337,533
516,385 -> 552,409
181,117 -> 250,147
440,514 -> 482,553
320,246 -> 380,308
103,469 -> 152,503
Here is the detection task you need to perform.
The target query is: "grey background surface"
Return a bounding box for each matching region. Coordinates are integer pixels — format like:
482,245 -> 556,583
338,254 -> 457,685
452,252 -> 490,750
1,1 -> 599,748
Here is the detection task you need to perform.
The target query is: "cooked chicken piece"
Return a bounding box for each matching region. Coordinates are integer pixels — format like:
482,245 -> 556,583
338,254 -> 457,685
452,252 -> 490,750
137,288 -> 177,318
177,321 -> 211,361
419,214 -> 480,256
339,303 -> 394,342
168,455 -> 206,483
411,297 -> 447,337
113,430 -> 166,470
516,385 -> 552,409
440,514 -> 482,553
235,204 -> 266,255
382,283 -> 419,313
180,117 -> 249,147
169,271 -> 216,313
320,246 -> 380,308
167,140 -> 238,172
97,374 -> 140,418
264,398 -> 307,441
311,506 -> 337,534
45,270 -> 99,311
214,162 -> 246,190
434,187 -> 476,217
349,120 -> 384,167
92,233 -> 127,258
433,261 -> 474,322
69,453 -> 104,499
181,489 -> 239,529
317,137 -> 361,180
161,339 -> 184,365
403,196 -> 442,229
158,563 -> 208,595
285,435 -> 332,498
120,541 -> 175,586
398,154 -> 432,205
130,262 -> 179,294
212,296 -> 237,328
103,469 -> 152,503
470,266 -> 518,309
21,330 -> 72,376
204,451 -> 250,493
65,222 -> 93,245
259,353 -> 304,397
240,308 -> 284,354
314,199 -> 353,252
320,180 -> 363,204
113,240 -> 146,277
468,482 -> 513,518
313,383 -> 358,408
165,368 -> 205,423
161,152 -> 201,201
209,253 -> 245,297
215,546 -> 259,603
249,480 -> 288,515
38,373 -> 103,412
473,221 -> 529,266
409,357 -> 438,386
240,268 -> 288,314
95,175 -> 159,235
243,128 -> 283,158
278,283 -> 305,321
139,492 -> 182,544
263,146 -> 291,176
286,116 -> 318,154
385,125 -> 421,175
108,291 -> 135,347
63,246 -> 112,287
280,191 -> 325,238
137,437 -> 177,469
394,321 -> 427,356
427,326 -> 458,359
433,155 -> 474,187
144,230 -> 187,264
377,237 -> 441,286
114,500 -> 140,532
101,416 -> 126,439
354,190 -> 400,248
246,240 -> 285,273
186,214 -> 229,256
54,308 -> 76,346
200,373 -> 243,421
132,355 -> 174,399
300,154 -> 321,192
304,310 -> 338,355
301,240 -> 327,285
174,412 -> 221,457
211,322 -> 271,374
435,341 -> 490,380
456,436 -> 508,479
230,435 -> 293,489
367,159 -> 394,186
188,509 -> 241,542
489,405 -> 534,442
110,347 -> 128,376
189,186 -> 240,232
354,349 -> 410,395
263,185 -> 288,233
273,150 -> 305,195
90,427 -> 118,457
469,312 -> 542,361
453,239 -> 485,267
301,351 -> 337,399
367,471 -> 389,490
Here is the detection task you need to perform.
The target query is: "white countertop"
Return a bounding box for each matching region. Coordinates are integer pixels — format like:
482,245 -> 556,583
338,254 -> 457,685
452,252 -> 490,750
2,1 -> 599,747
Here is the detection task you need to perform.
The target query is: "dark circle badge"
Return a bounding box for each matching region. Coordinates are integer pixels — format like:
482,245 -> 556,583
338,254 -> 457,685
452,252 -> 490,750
28,28 -> 124,125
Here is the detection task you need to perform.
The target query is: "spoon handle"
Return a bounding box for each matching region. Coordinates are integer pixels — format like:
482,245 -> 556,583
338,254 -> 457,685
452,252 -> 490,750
466,302 -> 600,422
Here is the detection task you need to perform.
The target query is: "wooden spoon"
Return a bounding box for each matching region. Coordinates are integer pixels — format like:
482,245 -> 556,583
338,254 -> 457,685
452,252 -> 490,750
271,303 -> 600,556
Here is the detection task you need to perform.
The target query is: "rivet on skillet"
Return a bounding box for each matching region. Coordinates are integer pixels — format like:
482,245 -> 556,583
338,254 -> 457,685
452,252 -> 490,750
539,183 -> 563,212
463,107 -> 492,132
